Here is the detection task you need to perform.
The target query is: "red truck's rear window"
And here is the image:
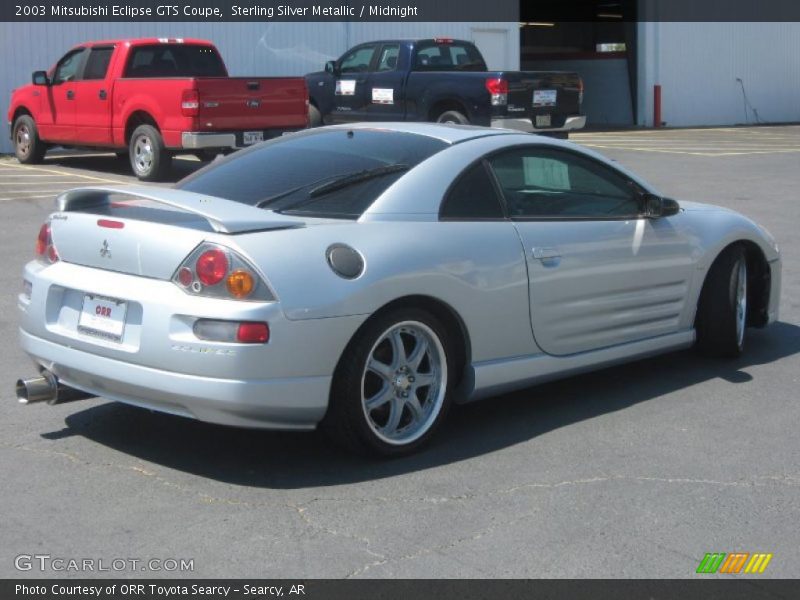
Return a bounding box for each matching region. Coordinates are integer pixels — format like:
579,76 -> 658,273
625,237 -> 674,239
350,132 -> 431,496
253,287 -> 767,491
124,44 -> 226,78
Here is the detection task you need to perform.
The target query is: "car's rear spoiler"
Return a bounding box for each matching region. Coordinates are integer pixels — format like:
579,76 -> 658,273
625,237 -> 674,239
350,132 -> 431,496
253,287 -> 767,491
55,185 -> 305,234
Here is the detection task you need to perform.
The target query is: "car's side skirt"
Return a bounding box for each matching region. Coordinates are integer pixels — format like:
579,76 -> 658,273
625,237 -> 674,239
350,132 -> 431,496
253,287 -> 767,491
463,329 -> 696,403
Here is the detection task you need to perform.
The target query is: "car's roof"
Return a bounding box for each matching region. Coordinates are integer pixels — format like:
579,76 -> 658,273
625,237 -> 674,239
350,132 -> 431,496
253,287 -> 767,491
325,122 -> 521,145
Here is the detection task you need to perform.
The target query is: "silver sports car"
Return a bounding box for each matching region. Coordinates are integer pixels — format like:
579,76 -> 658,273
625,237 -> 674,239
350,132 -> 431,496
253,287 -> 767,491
17,123 -> 781,456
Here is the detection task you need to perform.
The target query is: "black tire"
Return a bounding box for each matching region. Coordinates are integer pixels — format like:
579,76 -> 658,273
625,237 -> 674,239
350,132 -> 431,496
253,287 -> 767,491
13,115 -> 47,164
308,104 -> 323,127
436,110 -> 469,125
129,124 -> 171,181
540,131 -> 569,140
695,245 -> 748,358
321,308 -> 456,457
194,150 -> 219,162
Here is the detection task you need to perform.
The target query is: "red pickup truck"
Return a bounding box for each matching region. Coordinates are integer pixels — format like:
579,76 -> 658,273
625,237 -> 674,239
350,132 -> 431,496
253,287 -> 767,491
7,38 -> 309,180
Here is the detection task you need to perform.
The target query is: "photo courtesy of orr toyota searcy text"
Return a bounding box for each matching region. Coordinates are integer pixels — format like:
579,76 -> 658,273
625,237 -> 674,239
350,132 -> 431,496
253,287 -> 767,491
15,584 -> 299,597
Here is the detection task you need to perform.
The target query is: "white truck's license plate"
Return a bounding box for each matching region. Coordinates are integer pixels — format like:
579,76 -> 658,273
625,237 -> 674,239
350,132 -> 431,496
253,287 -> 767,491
535,115 -> 552,128
243,131 -> 263,145
78,294 -> 127,341
533,89 -> 557,107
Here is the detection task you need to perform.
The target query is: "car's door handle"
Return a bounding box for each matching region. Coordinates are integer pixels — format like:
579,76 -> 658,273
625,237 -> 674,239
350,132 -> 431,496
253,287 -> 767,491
98,89 -> 107,100
66,90 -> 75,100
532,247 -> 561,260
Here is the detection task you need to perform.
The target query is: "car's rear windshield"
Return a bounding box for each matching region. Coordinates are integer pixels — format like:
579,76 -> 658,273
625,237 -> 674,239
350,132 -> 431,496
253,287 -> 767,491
177,130 -> 449,219
124,44 -> 226,77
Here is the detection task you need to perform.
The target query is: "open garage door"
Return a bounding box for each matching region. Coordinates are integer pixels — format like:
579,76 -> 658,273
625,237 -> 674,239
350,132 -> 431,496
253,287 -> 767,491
520,2 -> 637,127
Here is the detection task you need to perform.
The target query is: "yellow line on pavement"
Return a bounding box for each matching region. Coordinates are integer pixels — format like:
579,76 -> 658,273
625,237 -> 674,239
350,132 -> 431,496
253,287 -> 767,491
0,162 -> 125,184
0,194 -> 56,202
0,181 -> 92,185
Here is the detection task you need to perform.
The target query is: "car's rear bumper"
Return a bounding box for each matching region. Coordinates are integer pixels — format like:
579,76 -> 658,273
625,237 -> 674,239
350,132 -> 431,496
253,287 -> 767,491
491,115 -> 586,134
20,328 -> 329,430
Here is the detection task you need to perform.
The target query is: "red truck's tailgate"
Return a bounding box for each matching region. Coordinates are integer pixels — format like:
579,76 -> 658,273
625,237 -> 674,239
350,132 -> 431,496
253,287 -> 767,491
194,77 -> 308,129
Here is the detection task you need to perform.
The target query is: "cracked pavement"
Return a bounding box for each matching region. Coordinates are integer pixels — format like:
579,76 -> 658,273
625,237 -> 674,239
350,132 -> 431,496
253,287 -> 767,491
1,128 -> 799,578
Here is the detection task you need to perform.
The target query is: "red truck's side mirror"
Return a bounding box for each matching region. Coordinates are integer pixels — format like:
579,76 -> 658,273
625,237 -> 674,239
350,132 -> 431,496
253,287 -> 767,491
32,71 -> 50,86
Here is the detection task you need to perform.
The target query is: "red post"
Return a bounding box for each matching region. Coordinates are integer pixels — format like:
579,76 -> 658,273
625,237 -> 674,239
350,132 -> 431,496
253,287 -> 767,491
653,84 -> 662,128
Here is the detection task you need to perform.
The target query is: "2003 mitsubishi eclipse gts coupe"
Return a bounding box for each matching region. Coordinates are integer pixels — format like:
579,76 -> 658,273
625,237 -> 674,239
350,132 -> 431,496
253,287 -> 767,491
16,123 -> 781,456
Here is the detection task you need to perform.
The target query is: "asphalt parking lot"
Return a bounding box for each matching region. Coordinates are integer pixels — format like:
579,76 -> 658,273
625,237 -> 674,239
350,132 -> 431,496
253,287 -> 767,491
1,126 -> 798,579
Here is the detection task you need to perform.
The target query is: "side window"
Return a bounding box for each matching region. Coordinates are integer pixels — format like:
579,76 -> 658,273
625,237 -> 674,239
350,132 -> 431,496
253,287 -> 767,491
340,46 -> 377,74
376,44 -> 400,72
440,162 -> 505,220
82,47 -> 114,80
53,48 -> 87,84
488,147 -> 640,218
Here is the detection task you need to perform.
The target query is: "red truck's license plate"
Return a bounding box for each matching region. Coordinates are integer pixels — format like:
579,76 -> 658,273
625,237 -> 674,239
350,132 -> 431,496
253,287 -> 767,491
243,131 -> 263,145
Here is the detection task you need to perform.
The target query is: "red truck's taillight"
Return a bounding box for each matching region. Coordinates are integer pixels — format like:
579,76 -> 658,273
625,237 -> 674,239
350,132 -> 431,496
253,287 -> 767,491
485,77 -> 508,106
181,89 -> 199,117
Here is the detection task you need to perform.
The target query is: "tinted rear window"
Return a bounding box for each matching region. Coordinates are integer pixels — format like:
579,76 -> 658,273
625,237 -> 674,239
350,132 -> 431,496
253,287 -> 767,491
413,42 -> 486,71
124,44 -> 225,77
177,130 -> 448,219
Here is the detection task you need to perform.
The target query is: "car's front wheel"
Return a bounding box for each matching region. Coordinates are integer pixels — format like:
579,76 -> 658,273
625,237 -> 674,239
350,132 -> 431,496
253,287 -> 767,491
695,245 -> 748,358
323,308 -> 454,457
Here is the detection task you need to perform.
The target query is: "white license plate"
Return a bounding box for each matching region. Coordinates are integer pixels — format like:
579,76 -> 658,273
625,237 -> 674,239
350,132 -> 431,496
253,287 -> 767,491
535,114 -> 552,128
243,131 -> 263,145
78,294 -> 127,341
533,89 -> 557,107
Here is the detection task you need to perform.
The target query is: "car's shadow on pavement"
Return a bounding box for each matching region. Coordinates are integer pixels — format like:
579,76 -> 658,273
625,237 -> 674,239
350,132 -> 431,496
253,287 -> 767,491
41,152 -> 208,183
47,322 -> 800,488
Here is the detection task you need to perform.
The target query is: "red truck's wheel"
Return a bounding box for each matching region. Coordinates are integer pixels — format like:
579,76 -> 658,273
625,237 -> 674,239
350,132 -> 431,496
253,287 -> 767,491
13,115 -> 47,164
129,124 -> 171,181
308,105 -> 322,127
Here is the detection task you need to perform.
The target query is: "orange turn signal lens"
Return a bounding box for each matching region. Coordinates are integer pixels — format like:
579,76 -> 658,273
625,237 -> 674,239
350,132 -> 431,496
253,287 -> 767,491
226,269 -> 255,298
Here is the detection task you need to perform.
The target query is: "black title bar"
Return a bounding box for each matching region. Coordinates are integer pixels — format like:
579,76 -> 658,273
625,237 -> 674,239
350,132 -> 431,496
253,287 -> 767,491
4,0 -> 800,22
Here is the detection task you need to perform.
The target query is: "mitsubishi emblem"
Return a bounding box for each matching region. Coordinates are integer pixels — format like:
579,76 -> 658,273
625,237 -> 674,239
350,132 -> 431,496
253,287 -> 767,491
100,240 -> 111,258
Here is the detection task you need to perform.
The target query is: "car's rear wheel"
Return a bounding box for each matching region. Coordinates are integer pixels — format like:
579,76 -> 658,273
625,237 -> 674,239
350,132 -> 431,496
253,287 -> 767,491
13,115 -> 47,164
436,110 -> 469,125
129,124 -> 171,181
323,308 -> 454,457
695,245 -> 748,358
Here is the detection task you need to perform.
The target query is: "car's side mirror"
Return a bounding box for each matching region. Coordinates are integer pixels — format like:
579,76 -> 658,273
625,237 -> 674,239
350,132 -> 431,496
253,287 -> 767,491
324,60 -> 339,76
642,193 -> 680,218
32,70 -> 50,86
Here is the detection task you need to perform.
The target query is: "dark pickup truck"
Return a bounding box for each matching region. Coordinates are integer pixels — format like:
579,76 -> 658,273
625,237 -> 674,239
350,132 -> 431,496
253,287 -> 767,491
306,38 -> 585,137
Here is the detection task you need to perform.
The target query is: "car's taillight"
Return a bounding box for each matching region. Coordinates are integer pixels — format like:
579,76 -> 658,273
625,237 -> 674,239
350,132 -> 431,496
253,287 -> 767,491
35,223 -> 58,264
195,248 -> 228,286
173,243 -> 274,302
578,77 -> 584,105
485,77 -> 508,106
181,89 -> 199,117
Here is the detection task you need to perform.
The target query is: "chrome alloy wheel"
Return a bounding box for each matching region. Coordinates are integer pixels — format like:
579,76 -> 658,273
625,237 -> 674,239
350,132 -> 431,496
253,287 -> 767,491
735,259 -> 747,348
15,123 -> 31,158
361,320 -> 447,445
133,134 -> 154,174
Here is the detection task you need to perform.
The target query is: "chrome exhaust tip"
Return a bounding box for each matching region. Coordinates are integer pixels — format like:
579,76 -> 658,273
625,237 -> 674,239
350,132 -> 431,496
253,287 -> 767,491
16,372 -> 58,404
16,371 -> 94,405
